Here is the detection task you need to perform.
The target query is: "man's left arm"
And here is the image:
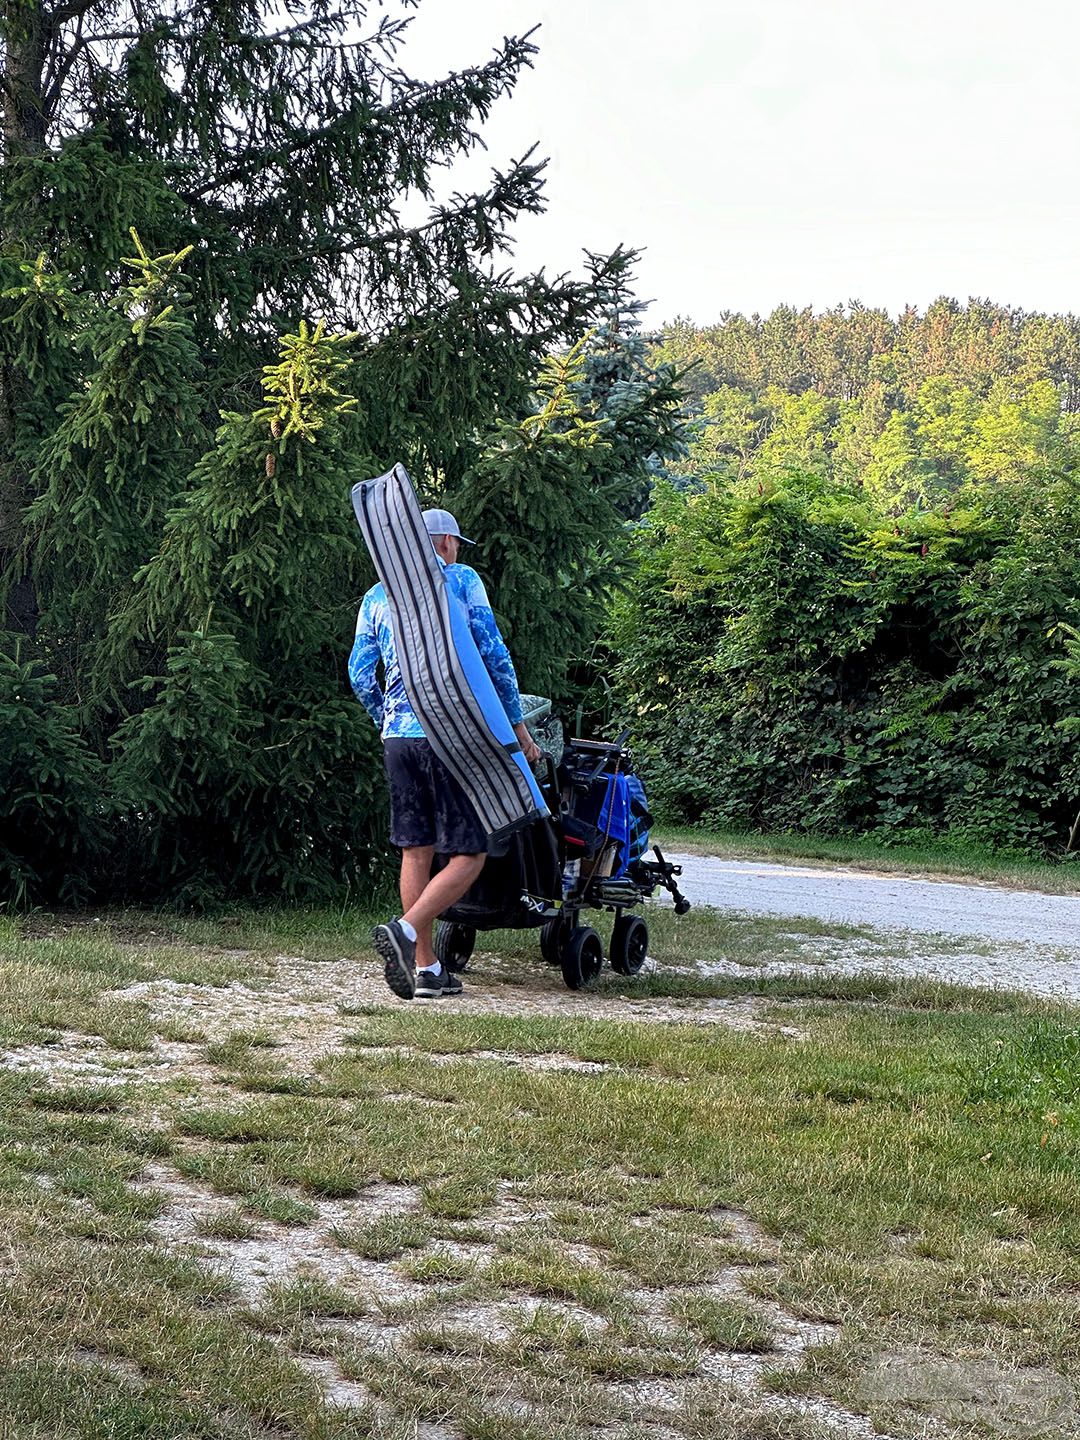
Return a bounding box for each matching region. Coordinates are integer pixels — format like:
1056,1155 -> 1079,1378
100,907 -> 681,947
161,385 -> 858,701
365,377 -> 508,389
458,569 -> 540,763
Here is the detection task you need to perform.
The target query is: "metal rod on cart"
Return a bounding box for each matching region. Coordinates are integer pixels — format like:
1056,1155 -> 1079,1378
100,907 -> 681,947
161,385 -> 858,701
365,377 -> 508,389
648,845 -> 691,914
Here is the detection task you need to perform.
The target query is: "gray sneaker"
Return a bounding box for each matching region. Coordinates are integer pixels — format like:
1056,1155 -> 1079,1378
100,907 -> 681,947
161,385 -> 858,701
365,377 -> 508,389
372,921 -> 417,1000
415,966 -> 464,999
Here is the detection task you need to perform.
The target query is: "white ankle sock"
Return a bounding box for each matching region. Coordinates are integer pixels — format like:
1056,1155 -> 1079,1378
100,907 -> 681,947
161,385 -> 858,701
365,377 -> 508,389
419,961 -> 442,976
398,918 -> 417,943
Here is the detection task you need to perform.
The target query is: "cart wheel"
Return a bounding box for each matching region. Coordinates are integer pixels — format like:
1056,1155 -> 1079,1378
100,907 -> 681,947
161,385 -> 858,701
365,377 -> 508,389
540,914 -> 570,967
434,921 -> 476,973
561,926 -> 603,990
610,914 -> 649,976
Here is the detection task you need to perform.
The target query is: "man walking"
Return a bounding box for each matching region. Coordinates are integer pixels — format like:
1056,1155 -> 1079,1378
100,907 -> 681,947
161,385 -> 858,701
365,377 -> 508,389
349,508 -> 541,1000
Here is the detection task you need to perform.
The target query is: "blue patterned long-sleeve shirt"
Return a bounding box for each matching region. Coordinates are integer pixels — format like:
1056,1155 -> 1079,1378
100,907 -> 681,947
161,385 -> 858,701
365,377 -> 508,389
349,561 -> 525,739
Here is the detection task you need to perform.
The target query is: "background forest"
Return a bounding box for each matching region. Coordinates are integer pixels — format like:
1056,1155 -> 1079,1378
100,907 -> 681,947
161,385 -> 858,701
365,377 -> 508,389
614,305 -> 1080,857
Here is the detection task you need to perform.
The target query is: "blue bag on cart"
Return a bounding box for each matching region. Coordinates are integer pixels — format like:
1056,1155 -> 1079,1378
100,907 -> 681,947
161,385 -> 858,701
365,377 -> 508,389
625,773 -> 653,866
596,775 -> 632,879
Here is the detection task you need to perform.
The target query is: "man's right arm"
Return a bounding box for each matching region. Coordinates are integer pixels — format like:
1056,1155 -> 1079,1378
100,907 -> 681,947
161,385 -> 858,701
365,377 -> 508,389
348,595 -> 384,731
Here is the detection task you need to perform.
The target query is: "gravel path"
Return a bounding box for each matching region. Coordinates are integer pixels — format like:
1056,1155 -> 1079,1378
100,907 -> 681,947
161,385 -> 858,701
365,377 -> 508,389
667,852 -> 1080,1002
668,853 -> 1080,946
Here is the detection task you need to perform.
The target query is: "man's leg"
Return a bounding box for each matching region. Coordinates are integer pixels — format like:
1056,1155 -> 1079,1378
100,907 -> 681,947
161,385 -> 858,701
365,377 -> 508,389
398,845 -> 435,967
400,846 -> 435,914
408,748 -> 489,990
377,851 -> 484,997
374,738 -> 486,1000
408,851 -> 485,994
405,852 -> 485,965
374,742 -> 436,1001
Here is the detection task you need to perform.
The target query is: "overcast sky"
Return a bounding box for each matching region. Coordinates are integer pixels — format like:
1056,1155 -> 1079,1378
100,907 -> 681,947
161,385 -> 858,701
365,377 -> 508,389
398,0 -> 1080,324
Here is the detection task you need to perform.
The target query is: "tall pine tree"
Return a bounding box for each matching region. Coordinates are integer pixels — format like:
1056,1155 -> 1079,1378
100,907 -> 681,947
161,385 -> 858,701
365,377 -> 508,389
1,2 -> 622,639
109,321 -> 381,902
0,4 -> 654,903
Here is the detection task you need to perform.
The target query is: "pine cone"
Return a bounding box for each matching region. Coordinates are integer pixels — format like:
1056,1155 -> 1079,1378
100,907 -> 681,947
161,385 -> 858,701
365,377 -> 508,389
265,453 -> 276,478
270,417 -> 283,439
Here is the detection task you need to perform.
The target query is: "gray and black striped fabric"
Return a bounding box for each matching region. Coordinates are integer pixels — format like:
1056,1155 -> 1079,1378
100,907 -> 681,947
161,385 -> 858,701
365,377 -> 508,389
351,464 -> 549,848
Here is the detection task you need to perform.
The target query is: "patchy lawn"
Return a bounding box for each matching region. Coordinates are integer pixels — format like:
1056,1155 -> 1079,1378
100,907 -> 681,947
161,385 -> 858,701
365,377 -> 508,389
0,907 -> 1077,1439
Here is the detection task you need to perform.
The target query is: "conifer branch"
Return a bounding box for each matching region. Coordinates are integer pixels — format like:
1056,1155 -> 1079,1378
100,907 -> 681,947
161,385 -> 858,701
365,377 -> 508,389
179,39 -> 534,202
47,0 -> 101,21
42,29 -> 141,117
287,152 -> 546,270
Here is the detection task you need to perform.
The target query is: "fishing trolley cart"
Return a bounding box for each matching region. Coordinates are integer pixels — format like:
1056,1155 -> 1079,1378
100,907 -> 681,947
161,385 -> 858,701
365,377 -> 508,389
433,701 -> 690,990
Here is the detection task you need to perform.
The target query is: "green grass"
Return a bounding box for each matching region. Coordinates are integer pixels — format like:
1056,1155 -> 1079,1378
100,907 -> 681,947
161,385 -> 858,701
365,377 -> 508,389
244,1188 -> 318,1226
669,1293 -> 776,1352
194,1205 -> 260,1241
259,1273 -> 370,1325
969,1018 -> 1080,1110
335,1213 -> 428,1261
399,1248 -> 477,1285
0,906 -> 1078,1437
653,822 -> 1080,894
162,901 -> 394,962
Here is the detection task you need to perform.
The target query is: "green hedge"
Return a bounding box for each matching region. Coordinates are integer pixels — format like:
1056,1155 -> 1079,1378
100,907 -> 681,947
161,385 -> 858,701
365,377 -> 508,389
611,474 -> 1080,857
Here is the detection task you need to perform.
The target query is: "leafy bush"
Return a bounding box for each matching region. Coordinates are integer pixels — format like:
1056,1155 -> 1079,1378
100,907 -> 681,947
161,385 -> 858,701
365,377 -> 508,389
611,472 -> 1080,855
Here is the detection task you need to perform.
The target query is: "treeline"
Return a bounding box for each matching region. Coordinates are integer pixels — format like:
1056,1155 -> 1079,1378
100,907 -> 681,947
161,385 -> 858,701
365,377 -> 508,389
610,302 -> 1080,856
653,300 -> 1080,408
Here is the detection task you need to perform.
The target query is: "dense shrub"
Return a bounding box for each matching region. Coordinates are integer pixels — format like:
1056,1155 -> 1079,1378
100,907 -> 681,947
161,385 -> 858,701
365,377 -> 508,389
612,473 -> 1080,856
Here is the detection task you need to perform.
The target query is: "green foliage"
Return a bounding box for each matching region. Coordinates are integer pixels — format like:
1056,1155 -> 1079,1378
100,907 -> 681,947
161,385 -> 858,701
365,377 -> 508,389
0,649 -> 103,905
0,7 -> 669,905
455,252 -> 689,701
612,472 -> 1080,855
660,304 -> 1080,517
454,338 -> 616,698
0,3 -> 624,507
108,322 -> 384,903
569,251 -> 688,521
655,299 -> 1080,411
1,4 -> 555,337
25,233 -> 205,650
622,305 -> 1080,855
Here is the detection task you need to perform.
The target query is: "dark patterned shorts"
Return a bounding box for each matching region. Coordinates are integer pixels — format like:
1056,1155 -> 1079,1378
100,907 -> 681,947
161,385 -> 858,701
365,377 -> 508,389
383,738 -> 487,854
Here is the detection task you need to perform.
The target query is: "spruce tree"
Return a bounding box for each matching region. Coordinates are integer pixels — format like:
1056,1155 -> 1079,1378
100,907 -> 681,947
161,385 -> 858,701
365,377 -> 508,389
0,3 -> 657,902
109,322 -> 381,901
0,0 -> 616,619
571,249 -> 688,521
453,339 -> 616,700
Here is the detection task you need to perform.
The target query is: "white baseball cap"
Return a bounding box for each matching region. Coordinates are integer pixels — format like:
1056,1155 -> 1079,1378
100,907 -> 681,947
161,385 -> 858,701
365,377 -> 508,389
422,508 -> 474,544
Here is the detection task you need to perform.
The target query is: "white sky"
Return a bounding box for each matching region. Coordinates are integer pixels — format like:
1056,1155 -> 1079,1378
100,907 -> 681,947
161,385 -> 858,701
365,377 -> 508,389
398,0 -> 1080,324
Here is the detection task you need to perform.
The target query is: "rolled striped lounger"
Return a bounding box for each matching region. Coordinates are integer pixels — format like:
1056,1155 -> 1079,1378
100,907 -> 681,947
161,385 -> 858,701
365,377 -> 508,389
351,464 -> 550,850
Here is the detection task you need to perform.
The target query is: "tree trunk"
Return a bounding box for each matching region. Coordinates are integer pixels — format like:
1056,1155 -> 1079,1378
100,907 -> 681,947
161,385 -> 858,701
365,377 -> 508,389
3,1 -> 48,155
0,0 -> 48,637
